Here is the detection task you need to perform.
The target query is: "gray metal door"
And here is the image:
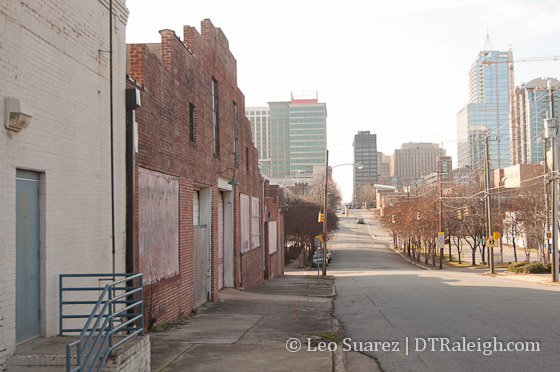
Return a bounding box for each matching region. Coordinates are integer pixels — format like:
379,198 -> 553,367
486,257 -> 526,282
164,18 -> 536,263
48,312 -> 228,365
16,170 -> 41,343
193,225 -> 208,308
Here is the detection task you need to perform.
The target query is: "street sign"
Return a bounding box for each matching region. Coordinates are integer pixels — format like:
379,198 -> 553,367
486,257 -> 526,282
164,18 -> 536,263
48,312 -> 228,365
437,232 -> 445,249
493,232 -> 501,239
476,238 -> 484,243
486,237 -> 497,247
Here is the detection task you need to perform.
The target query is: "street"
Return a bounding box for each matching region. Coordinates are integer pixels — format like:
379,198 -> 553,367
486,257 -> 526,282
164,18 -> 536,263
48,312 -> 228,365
325,210 -> 560,372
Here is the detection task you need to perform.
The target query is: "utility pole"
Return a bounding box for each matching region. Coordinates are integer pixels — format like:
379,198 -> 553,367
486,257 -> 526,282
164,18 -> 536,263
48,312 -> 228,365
546,117 -> 558,282
546,78 -> 559,282
438,160 -> 443,268
322,150 -> 329,276
544,137 -> 551,262
484,135 -> 494,273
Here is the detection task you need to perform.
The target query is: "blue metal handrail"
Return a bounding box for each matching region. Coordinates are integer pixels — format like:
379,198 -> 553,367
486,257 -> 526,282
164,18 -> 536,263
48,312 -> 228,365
59,273 -> 144,372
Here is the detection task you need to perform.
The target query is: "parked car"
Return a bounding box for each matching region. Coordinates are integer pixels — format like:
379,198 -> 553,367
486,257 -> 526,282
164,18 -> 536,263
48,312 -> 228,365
357,217 -> 366,224
326,248 -> 332,262
311,252 -> 329,267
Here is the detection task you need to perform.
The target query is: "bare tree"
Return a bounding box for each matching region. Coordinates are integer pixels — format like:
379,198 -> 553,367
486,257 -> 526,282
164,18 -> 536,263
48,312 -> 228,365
358,184 -> 377,209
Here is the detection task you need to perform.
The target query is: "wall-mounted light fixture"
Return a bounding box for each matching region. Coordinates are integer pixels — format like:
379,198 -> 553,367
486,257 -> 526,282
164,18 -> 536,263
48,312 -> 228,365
217,167 -> 239,185
5,97 -> 33,132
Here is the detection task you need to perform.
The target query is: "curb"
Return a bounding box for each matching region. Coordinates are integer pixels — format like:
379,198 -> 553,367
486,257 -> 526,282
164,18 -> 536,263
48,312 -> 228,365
332,318 -> 346,372
390,246 -> 435,271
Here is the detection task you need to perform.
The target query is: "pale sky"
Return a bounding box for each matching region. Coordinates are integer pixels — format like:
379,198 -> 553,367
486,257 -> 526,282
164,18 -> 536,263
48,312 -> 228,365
126,0 -> 560,202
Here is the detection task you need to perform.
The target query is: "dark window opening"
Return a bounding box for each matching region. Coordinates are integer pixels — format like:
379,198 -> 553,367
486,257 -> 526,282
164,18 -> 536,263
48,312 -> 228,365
189,103 -> 196,142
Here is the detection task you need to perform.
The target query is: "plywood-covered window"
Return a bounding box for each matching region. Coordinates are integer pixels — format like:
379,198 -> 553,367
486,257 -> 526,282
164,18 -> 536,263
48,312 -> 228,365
251,196 -> 260,249
138,168 -> 179,283
240,194 -> 250,253
193,191 -> 200,226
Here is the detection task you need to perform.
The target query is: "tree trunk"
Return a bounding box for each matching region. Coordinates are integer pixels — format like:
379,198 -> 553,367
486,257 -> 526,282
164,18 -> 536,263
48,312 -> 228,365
513,239 -> 517,262
471,247 -> 476,266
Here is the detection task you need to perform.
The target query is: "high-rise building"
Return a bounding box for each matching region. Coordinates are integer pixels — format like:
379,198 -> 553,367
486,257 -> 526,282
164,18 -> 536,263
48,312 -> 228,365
246,107 -> 271,176
512,77 -> 560,165
377,151 -> 391,184
248,92 -> 327,179
457,35 -> 511,170
391,143 -> 446,186
353,131 -> 378,202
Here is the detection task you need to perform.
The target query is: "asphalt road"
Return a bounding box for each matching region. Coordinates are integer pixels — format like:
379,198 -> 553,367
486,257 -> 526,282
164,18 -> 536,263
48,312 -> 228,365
325,209 -> 560,372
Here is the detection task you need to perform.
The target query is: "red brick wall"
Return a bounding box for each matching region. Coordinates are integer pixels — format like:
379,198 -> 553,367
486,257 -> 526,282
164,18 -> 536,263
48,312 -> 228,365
127,19 -> 263,327
241,247 -> 264,288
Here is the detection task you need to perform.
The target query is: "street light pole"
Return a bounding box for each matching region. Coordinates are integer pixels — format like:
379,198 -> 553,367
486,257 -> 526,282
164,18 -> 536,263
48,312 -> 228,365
485,135 -> 494,274
322,150 -> 329,276
322,158 -> 362,276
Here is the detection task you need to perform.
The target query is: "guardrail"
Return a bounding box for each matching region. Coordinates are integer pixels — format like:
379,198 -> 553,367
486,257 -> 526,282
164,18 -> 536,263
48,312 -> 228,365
59,273 -> 144,372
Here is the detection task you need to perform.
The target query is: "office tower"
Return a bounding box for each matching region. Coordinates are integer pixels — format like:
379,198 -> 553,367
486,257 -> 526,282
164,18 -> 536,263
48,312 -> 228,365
512,77 -> 560,165
457,35 -> 511,170
246,107 -> 271,176
391,143 -> 446,186
377,151 -> 391,184
353,131 -> 378,203
249,92 -> 326,179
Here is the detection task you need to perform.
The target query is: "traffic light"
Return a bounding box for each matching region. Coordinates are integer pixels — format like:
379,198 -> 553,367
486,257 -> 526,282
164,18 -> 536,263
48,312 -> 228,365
456,210 -> 463,220
417,211 -> 420,221
463,207 -> 469,217
318,212 -> 324,222
392,215 -> 395,224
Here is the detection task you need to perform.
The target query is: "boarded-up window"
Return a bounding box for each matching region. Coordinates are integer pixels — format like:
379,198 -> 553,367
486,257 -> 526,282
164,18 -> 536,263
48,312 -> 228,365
268,221 -> 277,254
193,191 -> 200,226
139,168 -> 179,284
251,197 -> 260,249
240,194 -> 250,253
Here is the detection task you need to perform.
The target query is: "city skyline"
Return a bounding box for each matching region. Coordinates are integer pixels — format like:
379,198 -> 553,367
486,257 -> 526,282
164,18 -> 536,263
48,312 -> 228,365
126,0 -> 560,202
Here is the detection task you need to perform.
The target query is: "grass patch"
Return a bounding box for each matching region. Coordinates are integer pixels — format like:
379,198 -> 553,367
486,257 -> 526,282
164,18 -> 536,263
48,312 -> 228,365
148,310 -> 197,333
508,261 -> 550,274
311,330 -> 344,343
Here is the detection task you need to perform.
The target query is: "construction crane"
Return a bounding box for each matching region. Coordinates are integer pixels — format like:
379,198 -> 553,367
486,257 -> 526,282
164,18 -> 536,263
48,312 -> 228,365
482,55 -> 560,65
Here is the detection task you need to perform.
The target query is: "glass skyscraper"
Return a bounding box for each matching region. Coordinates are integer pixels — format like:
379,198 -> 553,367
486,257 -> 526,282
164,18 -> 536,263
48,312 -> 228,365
248,92 -> 327,179
457,35 -> 511,170
512,78 -> 560,165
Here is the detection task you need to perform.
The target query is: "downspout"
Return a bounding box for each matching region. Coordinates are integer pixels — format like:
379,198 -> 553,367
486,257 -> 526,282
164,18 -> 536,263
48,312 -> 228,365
109,0 -> 116,277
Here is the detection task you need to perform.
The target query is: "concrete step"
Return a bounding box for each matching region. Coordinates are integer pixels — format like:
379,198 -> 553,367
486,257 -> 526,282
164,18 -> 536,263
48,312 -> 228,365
6,353 -> 67,372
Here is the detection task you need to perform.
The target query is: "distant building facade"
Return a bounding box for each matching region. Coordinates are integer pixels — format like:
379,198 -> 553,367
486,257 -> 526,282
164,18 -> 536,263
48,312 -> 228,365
377,152 -> 392,184
391,143 -> 446,186
248,92 -> 327,180
353,131 -> 378,205
457,35 -> 511,170
512,78 -> 560,165
246,107 -> 272,176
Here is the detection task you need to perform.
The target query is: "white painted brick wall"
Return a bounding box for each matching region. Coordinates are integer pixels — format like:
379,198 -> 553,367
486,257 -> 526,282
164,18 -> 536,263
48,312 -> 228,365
0,0 -> 129,367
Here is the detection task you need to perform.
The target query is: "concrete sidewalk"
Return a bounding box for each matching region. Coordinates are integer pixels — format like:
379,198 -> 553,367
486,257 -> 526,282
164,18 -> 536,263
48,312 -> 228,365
149,273 -> 341,372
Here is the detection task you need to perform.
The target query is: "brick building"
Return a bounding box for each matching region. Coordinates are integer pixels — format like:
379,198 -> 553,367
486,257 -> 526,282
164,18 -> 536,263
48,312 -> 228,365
0,0 -> 129,367
264,182 -> 285,279
127,19 -> 266,327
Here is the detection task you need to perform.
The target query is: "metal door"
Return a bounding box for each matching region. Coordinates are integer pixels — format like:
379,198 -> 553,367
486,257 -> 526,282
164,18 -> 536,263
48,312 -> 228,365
193,226 -> 207,308
218,192 -> 224,290
16,170 -> 41,343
